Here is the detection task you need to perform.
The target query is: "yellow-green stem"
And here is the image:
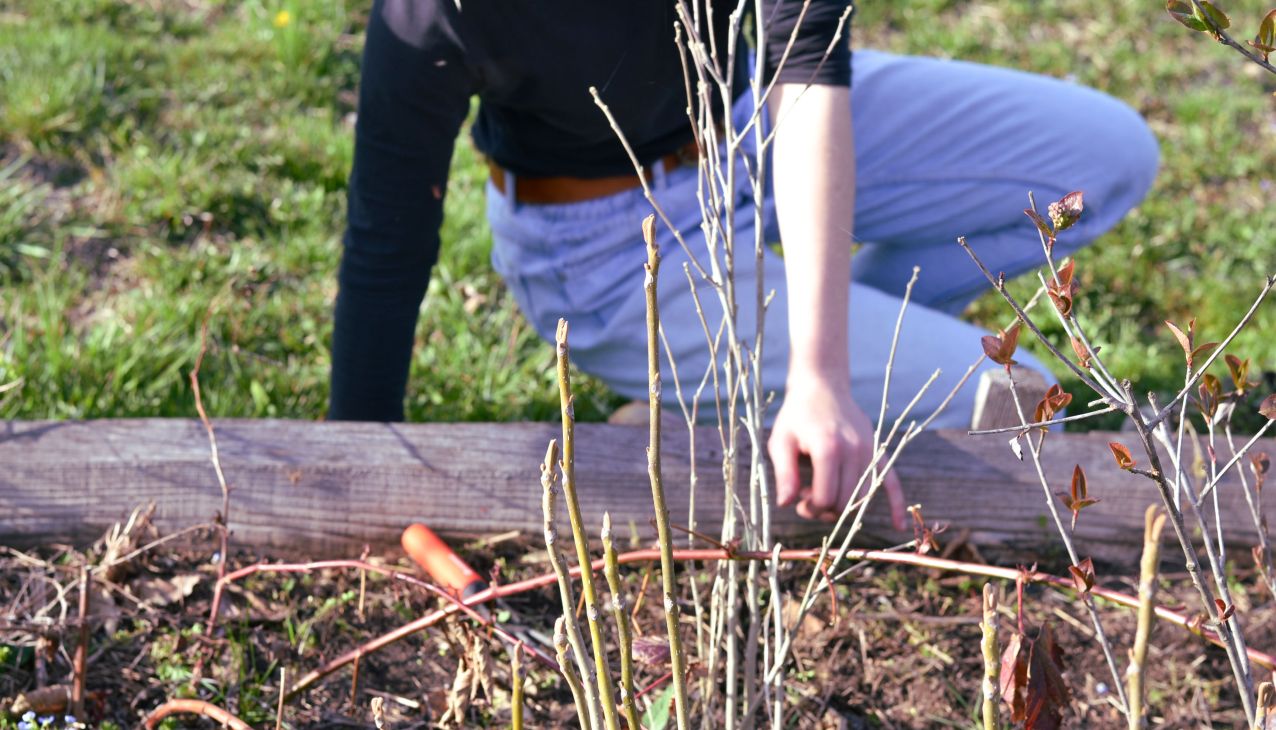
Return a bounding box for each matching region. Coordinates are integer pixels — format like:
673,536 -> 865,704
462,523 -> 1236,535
541,440 -> 601,729
555,617 -> 594,730
642,215 -> 691,730
556,320 -> 621,730
980,583 -> 999,730
1128,505 -> 1166,730
602,513 -> 641,729
511,642 -> 525,730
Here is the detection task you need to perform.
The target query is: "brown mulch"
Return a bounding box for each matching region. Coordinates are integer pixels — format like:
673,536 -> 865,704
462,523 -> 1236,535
2,524 -> 1272,729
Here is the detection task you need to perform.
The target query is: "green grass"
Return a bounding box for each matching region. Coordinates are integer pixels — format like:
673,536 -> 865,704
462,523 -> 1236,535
0,0 -> 1271,425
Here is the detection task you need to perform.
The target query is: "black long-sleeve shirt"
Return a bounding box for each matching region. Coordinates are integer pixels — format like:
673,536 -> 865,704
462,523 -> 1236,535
330,0 -> 853,421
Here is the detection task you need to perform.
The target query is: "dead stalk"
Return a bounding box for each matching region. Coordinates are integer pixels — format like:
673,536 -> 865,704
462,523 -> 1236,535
71,566 -> 88,717
276,667 -> 287,730
1127,505 -> 1167,730
980,583 -> 999,730
642,216 -> 692,730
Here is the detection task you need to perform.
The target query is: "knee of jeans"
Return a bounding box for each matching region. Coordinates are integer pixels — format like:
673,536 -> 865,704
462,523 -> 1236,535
1083,97 -> 1160,227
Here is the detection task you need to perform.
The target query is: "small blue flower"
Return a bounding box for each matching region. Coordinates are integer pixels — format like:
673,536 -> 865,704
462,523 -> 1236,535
18,722 -> 34,730
38,716 -> 54,727
21,712 -> 36,723
64,716 -> 78,725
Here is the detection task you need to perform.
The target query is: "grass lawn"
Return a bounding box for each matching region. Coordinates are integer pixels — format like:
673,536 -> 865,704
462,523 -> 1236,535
1,0 -> 1272,426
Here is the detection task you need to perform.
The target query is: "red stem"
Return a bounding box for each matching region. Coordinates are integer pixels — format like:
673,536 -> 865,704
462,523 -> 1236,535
143,699 -> 252,730
217,559 -> 557,670
278,547 -> 1276,699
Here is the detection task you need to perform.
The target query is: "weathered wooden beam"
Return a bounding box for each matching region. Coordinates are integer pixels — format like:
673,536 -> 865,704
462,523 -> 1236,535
1,419 -> 1270,565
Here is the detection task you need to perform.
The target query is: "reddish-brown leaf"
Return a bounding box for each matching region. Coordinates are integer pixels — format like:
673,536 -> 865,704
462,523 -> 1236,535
1046,384 -> 1073,412
1225,354 -> 1256,394
1069,558 -> 1096,594
1020,624 -> 1070,730
1046,260 -> 1080,317
982,324 -> 1021,369
1058,466 -> 1100,529
1167,0 -> 1210,30
1048,191 -> 1084,232
1024,208 -> 1055,248
1190,341 -> 1220,365
1253,452 -> 1271,477
1055,259 -> 1076,291
1199,374 -> 1222,421
1165,320 -> 1192,363
1215,598 -> 1236,622
1109,442 -> 1136,470
1260,394 -> 1276,420
631,636 -> 672,667
1066,336 -> 1097,367
1047,291 -> 1072,317
1249,9 -> 1276,61
1000,632 -> 1029,721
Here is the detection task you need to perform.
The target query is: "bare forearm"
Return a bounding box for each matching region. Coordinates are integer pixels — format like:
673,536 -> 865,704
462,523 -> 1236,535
768,83 -> 855,387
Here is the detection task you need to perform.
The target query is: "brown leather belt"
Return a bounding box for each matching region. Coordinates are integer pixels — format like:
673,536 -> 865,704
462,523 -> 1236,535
488,140 -> 699,205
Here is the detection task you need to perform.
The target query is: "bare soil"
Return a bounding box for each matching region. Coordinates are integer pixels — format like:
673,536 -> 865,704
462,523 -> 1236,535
2,528 -> 1271,729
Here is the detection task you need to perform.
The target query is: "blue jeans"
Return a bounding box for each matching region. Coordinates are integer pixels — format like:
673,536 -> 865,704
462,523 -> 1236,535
487,51 -> 1159,429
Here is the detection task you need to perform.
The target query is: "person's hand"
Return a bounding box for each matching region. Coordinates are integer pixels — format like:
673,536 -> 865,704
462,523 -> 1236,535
768,379 -> 906,530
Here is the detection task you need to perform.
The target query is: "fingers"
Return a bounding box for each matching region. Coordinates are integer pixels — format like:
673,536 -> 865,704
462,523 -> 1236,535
768,429 -> 801,507
805,436 -> 841,515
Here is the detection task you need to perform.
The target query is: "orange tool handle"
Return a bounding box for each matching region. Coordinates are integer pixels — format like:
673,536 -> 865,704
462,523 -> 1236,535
401,523 -> 486,598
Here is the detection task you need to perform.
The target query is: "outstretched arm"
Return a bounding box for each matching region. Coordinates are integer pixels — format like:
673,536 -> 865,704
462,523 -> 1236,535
765,83 -> 905,528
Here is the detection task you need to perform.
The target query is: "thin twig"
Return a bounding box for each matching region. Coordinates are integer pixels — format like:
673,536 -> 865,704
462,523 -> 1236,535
190,312 -> 232,631
276,667 -> 287,730
71,566 -> 88,718
1187,0 -> 1276,75
957,236 -> 1121,407
1147,275 -> 1275,430
967,405 -> 1118,435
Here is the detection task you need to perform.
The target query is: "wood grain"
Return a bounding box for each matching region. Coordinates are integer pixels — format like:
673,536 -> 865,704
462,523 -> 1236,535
1,419 -> 1270,566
